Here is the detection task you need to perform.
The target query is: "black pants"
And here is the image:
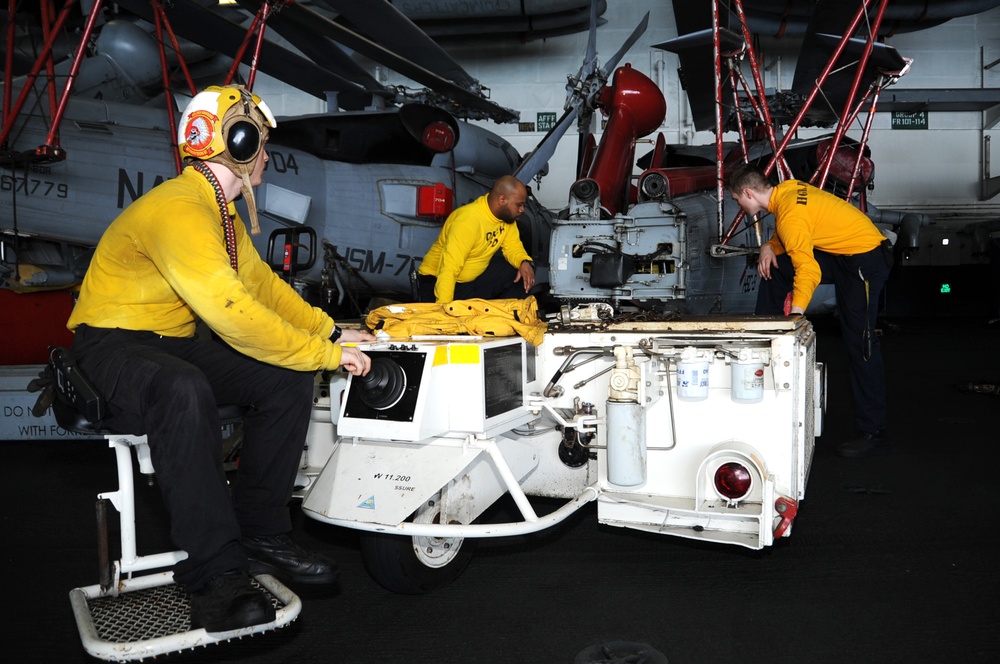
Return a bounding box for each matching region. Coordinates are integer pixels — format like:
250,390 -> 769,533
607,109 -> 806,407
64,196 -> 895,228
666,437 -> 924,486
418,252 -> 526,303
71,325 -> 314,591
756,242 -> 892,434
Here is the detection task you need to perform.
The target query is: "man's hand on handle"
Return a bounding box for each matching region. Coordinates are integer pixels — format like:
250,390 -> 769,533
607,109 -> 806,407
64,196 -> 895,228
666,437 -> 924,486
338,345 -> 371,376
335,328 -> 376,376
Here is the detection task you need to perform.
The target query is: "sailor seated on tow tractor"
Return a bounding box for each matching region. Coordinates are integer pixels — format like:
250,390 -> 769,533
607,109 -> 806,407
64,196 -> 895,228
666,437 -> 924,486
63,85 -> 374,633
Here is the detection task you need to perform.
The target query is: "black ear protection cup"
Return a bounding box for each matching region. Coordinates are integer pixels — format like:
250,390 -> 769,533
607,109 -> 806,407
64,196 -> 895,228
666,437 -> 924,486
225,118 -> 262,164
222,90 -> 264,164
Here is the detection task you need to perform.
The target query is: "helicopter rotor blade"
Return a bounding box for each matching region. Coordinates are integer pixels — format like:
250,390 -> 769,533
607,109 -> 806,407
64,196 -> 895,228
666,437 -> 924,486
598,11 -> 649,79
567,7 -> 650,134
566,0 -> 600,109
113,0 -> 373,107
313,0 -> 478,91
581,0 -> 599,79
514,106 -> 579,185
231,0 -> 386,94
251,0 -> 517,123
520,2 -> 649,185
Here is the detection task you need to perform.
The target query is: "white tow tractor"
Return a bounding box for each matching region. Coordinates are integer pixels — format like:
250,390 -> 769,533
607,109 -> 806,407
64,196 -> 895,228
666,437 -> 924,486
299,310 -> 824,593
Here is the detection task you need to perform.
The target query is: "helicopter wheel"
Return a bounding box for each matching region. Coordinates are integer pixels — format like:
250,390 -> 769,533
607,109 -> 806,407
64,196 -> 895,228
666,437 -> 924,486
359,493 -> 476,594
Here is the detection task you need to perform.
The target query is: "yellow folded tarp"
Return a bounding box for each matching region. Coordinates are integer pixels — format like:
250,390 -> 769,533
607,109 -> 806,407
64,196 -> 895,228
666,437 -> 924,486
366,296 -> 547,346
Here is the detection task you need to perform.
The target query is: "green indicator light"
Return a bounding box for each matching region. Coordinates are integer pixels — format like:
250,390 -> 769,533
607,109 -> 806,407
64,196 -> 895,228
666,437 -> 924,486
940,283 -> 951,294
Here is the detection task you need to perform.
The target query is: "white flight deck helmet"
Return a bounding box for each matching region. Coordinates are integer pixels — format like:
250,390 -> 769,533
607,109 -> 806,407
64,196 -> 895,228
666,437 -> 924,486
177,85 -> 277,235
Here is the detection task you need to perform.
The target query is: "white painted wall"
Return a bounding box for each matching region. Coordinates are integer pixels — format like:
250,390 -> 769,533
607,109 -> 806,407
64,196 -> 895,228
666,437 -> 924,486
254,2 -> 1000,217
865,9 -> 1000,215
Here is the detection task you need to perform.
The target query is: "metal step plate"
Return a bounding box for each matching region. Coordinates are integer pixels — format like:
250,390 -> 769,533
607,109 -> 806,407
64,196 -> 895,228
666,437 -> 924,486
69,572 -> 301,662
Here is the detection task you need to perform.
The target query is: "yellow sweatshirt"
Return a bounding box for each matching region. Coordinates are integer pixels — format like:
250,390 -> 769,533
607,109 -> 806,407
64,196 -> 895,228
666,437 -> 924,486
68,167 -> 344,371
417,195 -> 532,303
765,180 -> 886,311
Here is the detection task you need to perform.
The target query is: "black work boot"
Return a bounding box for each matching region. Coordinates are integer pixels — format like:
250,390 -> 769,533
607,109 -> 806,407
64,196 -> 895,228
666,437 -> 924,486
242,534 -> 340,585
189,570 -> 276,633
836,431 -> 891,458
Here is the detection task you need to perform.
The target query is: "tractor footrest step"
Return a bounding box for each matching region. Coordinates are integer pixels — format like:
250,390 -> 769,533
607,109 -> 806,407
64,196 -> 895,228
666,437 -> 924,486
69,572 -> 301,662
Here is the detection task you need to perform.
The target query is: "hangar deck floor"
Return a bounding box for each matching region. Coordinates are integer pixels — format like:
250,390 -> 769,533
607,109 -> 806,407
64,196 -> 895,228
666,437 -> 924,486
3,316 -> 998,664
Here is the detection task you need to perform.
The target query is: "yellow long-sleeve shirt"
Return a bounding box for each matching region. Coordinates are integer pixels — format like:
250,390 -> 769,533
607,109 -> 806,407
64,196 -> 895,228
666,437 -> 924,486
417,195 -> 532,303
765,180 -> 886,311
68,167 -> 345,372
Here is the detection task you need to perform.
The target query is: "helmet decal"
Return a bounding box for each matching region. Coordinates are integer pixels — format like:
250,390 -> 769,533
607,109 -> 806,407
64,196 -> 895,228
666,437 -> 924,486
181,110 -> 220,158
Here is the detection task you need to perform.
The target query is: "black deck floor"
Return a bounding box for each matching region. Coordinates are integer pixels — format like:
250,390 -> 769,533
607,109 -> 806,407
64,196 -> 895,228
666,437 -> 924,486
4,316 -> 998,664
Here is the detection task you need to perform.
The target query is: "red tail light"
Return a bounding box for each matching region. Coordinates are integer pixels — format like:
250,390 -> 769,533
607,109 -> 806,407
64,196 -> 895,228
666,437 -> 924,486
714,462 -> 752,501
417,184 -> 453,220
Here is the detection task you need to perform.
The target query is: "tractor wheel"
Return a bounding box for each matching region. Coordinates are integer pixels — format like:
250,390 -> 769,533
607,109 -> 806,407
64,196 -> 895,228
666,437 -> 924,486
359,494 -> 475,594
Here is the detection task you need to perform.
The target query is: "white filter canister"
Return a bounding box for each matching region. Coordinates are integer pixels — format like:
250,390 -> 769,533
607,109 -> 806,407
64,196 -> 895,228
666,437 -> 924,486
677,347 -> 710,401
731,354 -> 765,403
606,401 -> 646,487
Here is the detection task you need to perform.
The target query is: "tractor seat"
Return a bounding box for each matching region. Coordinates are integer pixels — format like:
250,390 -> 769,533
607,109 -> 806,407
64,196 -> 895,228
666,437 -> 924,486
46,346 -> 246,437
51,395 -> 247,438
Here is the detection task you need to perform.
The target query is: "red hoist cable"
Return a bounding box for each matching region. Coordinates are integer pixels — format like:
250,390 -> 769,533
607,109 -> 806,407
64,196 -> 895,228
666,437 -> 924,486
225,0 -> 289,91
814,0 -> 890,195
150,0 -> 199,175
0,0 -> 92,159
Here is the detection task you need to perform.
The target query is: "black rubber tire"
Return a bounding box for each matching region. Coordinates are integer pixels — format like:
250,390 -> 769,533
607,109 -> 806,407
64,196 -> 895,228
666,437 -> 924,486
359,531 -> 476,595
